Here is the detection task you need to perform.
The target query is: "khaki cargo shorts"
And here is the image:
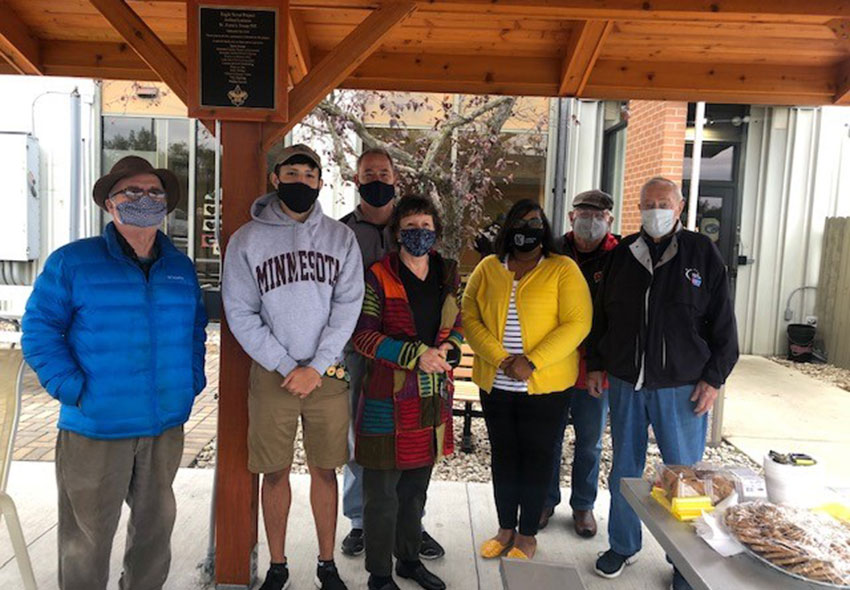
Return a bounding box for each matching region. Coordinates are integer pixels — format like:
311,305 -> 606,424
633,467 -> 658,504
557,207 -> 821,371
247,361 -> 350,473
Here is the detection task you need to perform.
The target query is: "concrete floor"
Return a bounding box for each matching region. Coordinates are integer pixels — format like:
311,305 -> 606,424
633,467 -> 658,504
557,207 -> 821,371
724,356 -> 850,488
0,461 -> 676,590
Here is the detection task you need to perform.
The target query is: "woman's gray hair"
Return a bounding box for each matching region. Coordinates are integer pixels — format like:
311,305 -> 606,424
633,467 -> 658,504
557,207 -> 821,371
640,177 -> 684,202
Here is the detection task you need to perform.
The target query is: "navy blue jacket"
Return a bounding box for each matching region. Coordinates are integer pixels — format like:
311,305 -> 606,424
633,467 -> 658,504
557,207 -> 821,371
586,226 -> 738,390
22,223 -> 207,439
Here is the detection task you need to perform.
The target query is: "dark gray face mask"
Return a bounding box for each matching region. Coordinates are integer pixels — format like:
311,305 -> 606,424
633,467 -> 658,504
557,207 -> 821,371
113,196 -> 168,228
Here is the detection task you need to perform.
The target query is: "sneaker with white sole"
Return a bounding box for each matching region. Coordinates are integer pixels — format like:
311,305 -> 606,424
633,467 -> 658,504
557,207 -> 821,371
594,549 -> 638,579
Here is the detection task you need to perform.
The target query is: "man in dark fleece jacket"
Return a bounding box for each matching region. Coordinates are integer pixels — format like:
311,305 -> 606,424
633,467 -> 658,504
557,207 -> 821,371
586,177 -> 738,590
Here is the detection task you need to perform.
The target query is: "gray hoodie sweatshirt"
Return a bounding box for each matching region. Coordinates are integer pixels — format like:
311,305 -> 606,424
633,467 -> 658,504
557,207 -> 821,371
222,193 -> 364,377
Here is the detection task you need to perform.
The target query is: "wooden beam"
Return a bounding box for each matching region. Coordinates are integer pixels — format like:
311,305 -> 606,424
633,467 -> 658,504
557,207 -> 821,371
836,57 -> 850,104
215,120 -> 265,587
288,10 -> 312,84
278,0 -> 850,24
585,59 -> 837,105
263,0 -> 416,148
559,20 -> 611,96
340,50 -> 560,95
88,0 -> 188,103
0,1 -> 42,75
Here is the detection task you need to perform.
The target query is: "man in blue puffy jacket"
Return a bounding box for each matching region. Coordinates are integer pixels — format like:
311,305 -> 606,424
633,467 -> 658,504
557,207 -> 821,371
22,155 -> 207,590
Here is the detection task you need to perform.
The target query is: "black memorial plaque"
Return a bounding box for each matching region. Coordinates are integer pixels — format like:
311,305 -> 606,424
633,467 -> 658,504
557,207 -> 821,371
199,7 -> 277,110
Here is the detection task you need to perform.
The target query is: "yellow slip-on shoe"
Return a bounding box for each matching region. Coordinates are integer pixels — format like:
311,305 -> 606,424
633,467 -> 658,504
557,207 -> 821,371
479,538 -> 512,559
506,547 -> 531,560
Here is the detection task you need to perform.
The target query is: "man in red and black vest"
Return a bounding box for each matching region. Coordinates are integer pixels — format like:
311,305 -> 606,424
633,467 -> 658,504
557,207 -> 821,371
540,189 -> 619,537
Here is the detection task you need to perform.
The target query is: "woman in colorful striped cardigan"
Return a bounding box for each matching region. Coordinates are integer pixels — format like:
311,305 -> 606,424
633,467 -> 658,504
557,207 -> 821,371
352,196 -> 463,590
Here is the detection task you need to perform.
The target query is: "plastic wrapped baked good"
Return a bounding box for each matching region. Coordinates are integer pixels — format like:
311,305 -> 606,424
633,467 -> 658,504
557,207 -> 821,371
653,463 -> 736,504
725,502 -> 850,587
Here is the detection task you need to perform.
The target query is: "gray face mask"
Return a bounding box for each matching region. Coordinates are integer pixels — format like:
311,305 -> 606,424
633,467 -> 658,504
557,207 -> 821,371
573,216 -> 609,243
113,196 -> 168,228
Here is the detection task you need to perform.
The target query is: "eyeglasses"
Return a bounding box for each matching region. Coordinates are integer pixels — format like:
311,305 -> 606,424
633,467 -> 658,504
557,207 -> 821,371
512,218 -> 544,230
109,187 -> 167,201
574,210 -> 608,220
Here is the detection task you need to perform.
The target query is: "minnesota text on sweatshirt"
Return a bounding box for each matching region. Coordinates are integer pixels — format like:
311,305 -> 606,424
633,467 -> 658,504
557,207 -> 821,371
223,194 -> 364,377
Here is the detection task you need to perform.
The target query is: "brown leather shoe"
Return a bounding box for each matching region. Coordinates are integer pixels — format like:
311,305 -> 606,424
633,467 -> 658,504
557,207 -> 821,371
537,506 -> 554,530
573,509 -> 597,538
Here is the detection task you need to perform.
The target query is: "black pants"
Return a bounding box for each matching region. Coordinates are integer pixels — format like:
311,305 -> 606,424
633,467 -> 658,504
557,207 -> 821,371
363,465 -> 433,577
480,387 -> 569,536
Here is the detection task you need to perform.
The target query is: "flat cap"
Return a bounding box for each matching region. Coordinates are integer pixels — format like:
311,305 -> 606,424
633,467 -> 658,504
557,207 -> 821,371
572,189 -> 614,211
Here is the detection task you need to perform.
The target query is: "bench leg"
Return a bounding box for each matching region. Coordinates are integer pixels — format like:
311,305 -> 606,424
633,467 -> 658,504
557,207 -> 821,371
461,402 -> 475,453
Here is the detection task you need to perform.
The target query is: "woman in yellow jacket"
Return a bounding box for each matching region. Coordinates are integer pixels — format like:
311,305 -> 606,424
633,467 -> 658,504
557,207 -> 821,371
462,199 -> 592,560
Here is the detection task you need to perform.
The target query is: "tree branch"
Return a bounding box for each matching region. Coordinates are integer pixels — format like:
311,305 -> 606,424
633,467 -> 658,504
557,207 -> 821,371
420,96 -> 515,176
316,98 -> 417,169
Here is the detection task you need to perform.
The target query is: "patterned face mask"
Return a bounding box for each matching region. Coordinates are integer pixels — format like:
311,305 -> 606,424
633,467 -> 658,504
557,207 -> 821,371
399,228 -> 437,257
113,195 -> 168,228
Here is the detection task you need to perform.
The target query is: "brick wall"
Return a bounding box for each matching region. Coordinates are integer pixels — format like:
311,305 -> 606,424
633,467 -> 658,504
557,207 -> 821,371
620,100 -> 688,235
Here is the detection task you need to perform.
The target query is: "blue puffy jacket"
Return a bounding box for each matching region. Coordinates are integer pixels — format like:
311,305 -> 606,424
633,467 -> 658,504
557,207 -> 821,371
22,223 -> 207,439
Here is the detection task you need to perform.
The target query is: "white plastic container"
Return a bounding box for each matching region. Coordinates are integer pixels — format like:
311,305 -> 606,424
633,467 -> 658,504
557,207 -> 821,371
763,454 -> 826,508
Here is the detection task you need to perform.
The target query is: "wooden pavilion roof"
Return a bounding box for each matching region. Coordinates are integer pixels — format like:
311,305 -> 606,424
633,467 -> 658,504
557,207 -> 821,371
1,1 -> 849,123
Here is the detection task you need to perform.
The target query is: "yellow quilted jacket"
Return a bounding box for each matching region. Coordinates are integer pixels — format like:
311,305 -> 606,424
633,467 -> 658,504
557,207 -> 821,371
461,254 -> 592,395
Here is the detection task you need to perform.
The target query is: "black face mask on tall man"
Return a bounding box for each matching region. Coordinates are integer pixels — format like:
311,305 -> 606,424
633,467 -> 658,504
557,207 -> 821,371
359,181 -> 395,208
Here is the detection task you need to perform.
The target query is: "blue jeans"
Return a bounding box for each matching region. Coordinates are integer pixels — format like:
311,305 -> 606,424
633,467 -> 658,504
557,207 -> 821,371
546,387 -> 608,511
607,376 -> 707,556
343,351 -> 367,529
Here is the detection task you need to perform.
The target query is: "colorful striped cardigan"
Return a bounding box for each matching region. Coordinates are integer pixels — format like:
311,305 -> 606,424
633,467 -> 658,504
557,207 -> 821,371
353,251 -> 464,471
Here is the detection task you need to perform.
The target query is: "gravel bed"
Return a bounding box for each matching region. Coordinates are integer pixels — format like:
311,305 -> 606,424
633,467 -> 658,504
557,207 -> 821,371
192,404 -> 762,486
770,357 -> 850,392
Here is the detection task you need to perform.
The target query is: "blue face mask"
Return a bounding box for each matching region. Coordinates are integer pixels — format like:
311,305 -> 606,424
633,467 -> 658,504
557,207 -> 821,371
399,228 -> 437,257
113,196 -> 168,228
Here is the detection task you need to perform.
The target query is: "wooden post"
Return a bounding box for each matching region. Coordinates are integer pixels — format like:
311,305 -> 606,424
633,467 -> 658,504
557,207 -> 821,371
215,121 -> 266,588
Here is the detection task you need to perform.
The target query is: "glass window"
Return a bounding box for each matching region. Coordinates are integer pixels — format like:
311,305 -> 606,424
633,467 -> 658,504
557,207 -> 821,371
194,121 -> 220,288
683,143 -> 736,182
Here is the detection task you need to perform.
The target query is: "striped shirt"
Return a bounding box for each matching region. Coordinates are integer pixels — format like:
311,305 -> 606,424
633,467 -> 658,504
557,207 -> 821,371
493,279 -> 527,392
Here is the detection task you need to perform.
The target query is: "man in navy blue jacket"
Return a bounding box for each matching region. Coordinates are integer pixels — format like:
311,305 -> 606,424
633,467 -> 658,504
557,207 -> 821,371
586,177 -> 738,590
22,156 -> 207,590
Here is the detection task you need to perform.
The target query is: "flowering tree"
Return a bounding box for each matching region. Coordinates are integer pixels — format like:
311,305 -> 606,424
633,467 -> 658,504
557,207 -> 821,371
299,90 -> 547,260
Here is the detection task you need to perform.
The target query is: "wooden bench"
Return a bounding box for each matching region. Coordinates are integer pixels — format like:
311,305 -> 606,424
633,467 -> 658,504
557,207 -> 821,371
452,344 -> 483,453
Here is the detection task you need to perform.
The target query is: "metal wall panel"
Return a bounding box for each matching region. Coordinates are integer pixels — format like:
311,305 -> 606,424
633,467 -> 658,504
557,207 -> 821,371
736,106 -> 850,355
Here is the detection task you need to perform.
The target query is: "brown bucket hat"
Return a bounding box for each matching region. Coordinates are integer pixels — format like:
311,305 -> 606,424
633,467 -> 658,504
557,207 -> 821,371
93,156 -> 181,212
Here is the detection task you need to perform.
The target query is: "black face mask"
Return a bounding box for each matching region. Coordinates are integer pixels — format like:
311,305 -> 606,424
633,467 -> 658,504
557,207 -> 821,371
359,181 -> 395,208
277,182 -> 319,213
508,228 -> 544,252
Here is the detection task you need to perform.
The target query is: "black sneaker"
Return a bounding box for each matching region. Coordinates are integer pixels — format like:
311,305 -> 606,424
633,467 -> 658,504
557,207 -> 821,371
315,560 -> 348,590
341,528 -> 364,556
259,563 -> 290,590
671,567 -> 693,590
367,574 -> 401,590
594,549 -> 637,579
418,531 -> 445,560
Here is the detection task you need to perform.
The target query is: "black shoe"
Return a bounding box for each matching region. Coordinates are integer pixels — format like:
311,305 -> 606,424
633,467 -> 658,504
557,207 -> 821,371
594,549 -> 637,579
259,563 -> 290,590
671,567 -> 693,590
315,561 -> 348,590
341,528 -> 365,556
395,560 -> 446,590
368,574 -> 401,590
418,531 -> 445,560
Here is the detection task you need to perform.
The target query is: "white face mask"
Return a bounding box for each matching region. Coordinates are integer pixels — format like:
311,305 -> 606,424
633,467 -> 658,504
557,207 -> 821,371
641,208 -> 676,238
573,216 -> 609,243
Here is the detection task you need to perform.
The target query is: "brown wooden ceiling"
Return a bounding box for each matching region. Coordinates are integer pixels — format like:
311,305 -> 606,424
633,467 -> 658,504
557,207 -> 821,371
2,0 -> 850,106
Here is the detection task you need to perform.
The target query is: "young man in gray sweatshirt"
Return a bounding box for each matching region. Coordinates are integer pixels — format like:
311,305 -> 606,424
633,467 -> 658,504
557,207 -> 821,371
223,144 -> 364,590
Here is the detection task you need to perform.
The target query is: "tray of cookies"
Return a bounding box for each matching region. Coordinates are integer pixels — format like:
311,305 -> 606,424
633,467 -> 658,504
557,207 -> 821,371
724,502 -> 850,588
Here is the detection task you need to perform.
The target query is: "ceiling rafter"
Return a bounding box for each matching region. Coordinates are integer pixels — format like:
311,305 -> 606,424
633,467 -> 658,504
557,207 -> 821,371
0,1 -> 42,75
559,19 -> 611,96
